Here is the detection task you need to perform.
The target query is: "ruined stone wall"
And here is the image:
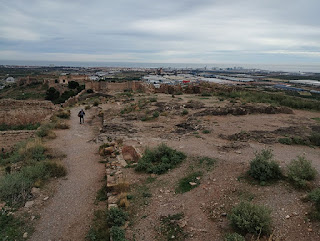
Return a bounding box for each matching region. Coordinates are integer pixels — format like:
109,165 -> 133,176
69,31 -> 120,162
0,130 -> 35,151
0,99 -> 56,125
85,81 -> 147,93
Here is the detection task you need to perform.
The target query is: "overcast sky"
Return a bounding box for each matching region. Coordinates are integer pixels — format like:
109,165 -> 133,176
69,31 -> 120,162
0,0 -> 320,64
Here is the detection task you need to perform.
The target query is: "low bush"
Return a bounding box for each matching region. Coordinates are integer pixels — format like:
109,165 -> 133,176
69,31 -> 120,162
110,226 -> 127,241
160,213 -> 186,241
55,122 -> 69,129
87,210 -> 110,241
36,123 -> 55,138
106,207 -> 128,227
307,188 -> 320,220
309,132 -> 320,146
181,109 -> 189,115
149,97 -> 157,102
0,208 -> 28,241
0,162 -> 66,206
152,111 -> 159,118
18,138 -> 46,162
247,149 -> 282,184
93,101 -> 99,106
0,123 -> 40,131
287,156 -> 317,189
135,144 -> 186,174
56,110 -> 70,119
229,202 -> 272,235
176,171 -> 203,193
224,233 -> 245,241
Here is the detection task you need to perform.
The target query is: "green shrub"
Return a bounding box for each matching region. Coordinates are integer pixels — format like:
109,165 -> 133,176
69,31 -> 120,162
309,132 -> 320,146
152,111 -> 159,118
224,233 -> 245,241
202,129 -> 210,134
36,123 -> 55,138
135,144 -> 186,174
87,210 -> 110,241
0,123 -> 40,131
287,156 -> 317,189
278,137 -> 293,145
110,226 -> 127,241
87,89 -> 94,93
93,101 -> 99,106
106,207 -> 128,227
176,171 -> 203,193
0,208 -> 27,241
0,172 -> 33,206
248,149 -> 282,184
0,162 -> 66,206
160,213 -> 186,241
43,162 -> 67,178
307,188 -> 320,220
229,202 -> 272,235
149,97 -> 157,102
181,109 -> 189,115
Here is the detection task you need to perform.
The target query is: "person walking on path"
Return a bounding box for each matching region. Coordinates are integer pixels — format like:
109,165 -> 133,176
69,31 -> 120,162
78,109 -> 85,124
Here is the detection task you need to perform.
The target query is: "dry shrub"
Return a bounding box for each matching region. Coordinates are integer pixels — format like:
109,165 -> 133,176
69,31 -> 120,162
118,193 -> 130,209
55,122 -> 70,129
113,181 -> 130,193
19,138 -> 46,161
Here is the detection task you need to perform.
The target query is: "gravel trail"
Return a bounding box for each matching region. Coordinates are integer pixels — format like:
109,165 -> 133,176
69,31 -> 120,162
31,108 -> 104,241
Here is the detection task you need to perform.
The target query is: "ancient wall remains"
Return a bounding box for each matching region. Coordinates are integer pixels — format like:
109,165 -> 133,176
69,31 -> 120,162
85,81 -> 151,93
0,99 -> 56,125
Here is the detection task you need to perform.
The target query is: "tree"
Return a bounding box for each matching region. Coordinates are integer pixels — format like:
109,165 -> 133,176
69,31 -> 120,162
45,87 -> 60,101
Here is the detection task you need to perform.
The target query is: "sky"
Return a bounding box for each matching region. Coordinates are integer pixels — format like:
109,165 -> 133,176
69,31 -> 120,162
0,0 -> 320,65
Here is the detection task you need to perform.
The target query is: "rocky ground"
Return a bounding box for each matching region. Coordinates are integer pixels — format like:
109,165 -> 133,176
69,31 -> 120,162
94,92 -> 320,241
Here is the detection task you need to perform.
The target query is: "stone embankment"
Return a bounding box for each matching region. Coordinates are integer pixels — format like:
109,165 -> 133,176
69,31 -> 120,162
0,130 -> 36,151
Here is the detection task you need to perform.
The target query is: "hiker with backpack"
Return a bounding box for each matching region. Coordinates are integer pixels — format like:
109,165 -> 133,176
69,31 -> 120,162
78,109 -> 85,124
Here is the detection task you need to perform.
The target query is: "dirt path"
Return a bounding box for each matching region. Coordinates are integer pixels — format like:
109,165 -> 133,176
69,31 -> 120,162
31,108 -> 104,241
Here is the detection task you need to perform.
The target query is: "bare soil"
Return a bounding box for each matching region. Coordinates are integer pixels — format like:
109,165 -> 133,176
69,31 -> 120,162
97,93 -> 320,241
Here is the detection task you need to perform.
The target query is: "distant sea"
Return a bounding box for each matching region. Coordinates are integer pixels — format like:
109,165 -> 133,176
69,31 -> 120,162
0,60 -> 320,73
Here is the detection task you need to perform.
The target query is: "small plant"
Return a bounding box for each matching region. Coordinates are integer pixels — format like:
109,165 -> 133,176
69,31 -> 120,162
160,213 -> 187,241
229,202 -> 272,235
278,137 -> 292,145
287,156 -> 317,189
152,111 -> 160,118
201,92 -> 211,97
110,226 -> 127,241
309,132 -> 320,146
87,210 -> 110,241
106,207 -> 128,227
202,129 -> 210,134
181,109 -> 189,115
36,122 -> 55,138
224,233 -> 245,241
176,171 -> 203,193
93,101 -> 99,106
56,109 -> 70,119
0,208 -> 29,241
135,144 -> 186,174
55,122 -> 69,129
149,97 -> 157,102
307,188 -> 320,220
247,149 -> 282,184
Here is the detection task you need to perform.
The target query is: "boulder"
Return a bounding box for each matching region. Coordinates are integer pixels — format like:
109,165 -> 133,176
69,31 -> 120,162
122,146 -> 140,163
104,146 -> 115,155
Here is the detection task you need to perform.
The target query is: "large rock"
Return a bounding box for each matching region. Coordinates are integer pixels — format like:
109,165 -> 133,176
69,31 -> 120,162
122,146 -> 140,163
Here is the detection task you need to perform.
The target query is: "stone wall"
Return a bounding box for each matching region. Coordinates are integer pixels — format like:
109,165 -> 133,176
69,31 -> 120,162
85,81 -> 150,93
0,99 -> 56,126
0,130 -> 35,151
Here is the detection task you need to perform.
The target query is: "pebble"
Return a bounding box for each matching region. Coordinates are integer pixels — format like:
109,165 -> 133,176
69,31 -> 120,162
285,215 -> 290,219
23,232 -> 28,238
24,201 -> 34,208
43,197 -> 49,201
308,228 -> 313,232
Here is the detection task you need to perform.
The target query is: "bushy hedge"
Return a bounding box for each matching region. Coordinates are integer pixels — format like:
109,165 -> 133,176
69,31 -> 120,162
229,202 -> 272,235
135,144 -> 186,174
248,149 -> 282,184
287,156 -> 317,189
224,233 -> 245,241
106,207 -> 128,227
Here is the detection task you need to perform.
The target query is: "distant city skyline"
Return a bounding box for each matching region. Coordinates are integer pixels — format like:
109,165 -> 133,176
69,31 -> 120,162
1,0 -> 320,65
